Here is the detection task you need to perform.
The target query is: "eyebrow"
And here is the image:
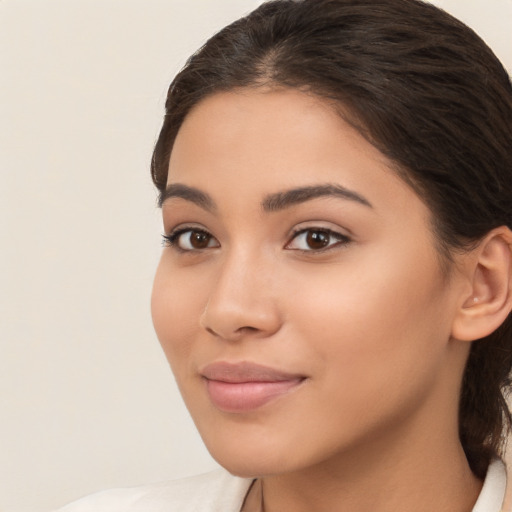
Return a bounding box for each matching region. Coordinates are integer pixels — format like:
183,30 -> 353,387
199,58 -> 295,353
158,183 -> 215,210
262,184 -> 372,211
159,183 -> 372,211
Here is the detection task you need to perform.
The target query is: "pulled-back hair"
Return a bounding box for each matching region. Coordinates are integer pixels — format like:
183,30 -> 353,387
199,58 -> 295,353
151,0 -> 512,478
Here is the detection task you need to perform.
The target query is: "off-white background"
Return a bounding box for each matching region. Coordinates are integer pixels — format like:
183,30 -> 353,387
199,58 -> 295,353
1,1 -> 511,511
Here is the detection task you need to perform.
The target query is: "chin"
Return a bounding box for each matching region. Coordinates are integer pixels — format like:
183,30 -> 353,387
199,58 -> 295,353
211,453 -> 287,479
200,431 -> 297,479
204,427 -> 337,480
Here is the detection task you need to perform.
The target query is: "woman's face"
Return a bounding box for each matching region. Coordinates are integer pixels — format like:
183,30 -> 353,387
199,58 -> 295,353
152,89 -> 469,477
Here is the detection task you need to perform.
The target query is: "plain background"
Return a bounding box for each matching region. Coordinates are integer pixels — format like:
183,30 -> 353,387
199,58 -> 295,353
1,1 -> 511,511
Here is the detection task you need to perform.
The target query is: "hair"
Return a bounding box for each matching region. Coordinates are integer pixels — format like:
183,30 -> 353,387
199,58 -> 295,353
151,0 -> 512,478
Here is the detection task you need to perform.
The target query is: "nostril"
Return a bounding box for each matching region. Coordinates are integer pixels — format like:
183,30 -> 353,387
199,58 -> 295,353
203,324 -> 260,340
205,327 -> 217,337
238,326 -> 258,333
199,293 -> 281,340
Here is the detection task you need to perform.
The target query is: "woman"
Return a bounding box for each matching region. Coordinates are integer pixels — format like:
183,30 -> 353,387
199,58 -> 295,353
57,0 -> 512,510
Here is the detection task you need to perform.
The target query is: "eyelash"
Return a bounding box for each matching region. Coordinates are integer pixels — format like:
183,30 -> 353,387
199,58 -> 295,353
286,227 -> 351,253
162,226 -> 352,253
162,226 -> 217,252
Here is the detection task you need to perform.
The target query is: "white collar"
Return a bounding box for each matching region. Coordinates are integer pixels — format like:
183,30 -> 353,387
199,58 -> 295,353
471,459 -> 507,512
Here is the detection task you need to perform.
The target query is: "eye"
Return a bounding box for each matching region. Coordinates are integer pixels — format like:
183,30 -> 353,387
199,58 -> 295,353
286,228 -> 351,252
163,228 -> 219,251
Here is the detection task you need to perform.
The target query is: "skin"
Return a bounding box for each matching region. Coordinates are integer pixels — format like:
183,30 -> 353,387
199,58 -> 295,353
151,88 -> 483,512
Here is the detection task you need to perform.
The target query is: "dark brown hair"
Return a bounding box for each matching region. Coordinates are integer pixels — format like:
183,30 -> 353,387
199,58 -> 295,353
151,0 -> 512,478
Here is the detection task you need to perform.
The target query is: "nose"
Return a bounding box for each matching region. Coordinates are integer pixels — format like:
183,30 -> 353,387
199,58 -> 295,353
199,252 -> 282,341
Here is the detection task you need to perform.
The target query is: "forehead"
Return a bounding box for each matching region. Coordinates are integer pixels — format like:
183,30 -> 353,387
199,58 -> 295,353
168,89 -> 417,209
170,89 -> 392,183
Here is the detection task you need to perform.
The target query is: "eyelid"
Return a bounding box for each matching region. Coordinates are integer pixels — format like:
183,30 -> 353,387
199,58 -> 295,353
161,222 -> 352,253
162,224 -> 220,252
285,226 -> 352,252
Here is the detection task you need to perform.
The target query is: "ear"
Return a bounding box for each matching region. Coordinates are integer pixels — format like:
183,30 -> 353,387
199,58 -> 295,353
451,227 -> 512,342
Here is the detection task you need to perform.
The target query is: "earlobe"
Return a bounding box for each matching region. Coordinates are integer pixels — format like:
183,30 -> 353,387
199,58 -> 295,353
451,227 -> 512,342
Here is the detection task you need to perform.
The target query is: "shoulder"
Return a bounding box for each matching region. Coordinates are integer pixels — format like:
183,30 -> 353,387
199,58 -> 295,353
472,459 -> 507,512
54,469 -> 254,512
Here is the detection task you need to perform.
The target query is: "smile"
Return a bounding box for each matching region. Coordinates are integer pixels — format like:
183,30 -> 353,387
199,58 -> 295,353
201,361 -> 306,413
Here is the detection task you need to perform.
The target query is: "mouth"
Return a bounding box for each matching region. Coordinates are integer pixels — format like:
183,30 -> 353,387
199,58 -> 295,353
200,361 -> 307,413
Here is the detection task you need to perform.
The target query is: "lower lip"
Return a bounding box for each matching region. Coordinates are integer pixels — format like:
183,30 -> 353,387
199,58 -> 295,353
204,378 -> 304,413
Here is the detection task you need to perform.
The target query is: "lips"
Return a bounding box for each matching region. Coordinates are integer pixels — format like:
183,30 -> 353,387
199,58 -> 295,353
201,361 -> 306,413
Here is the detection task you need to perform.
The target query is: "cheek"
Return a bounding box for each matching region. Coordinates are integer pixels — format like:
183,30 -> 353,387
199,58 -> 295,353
287,242 -> 451,390
272,251 -> 453,454
151,257 -> 205,370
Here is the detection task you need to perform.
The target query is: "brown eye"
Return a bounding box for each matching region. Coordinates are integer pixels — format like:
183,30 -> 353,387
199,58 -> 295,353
306,230 -> 330,249
190,231 -> 212,249
164,228 -> 219,251
286,228 -> 351,252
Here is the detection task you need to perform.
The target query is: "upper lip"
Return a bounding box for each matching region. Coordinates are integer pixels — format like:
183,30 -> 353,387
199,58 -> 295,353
200,361 -> 305,383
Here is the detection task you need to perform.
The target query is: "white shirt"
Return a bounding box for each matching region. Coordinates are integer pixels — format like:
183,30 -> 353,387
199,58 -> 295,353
55,459 -> 507,512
